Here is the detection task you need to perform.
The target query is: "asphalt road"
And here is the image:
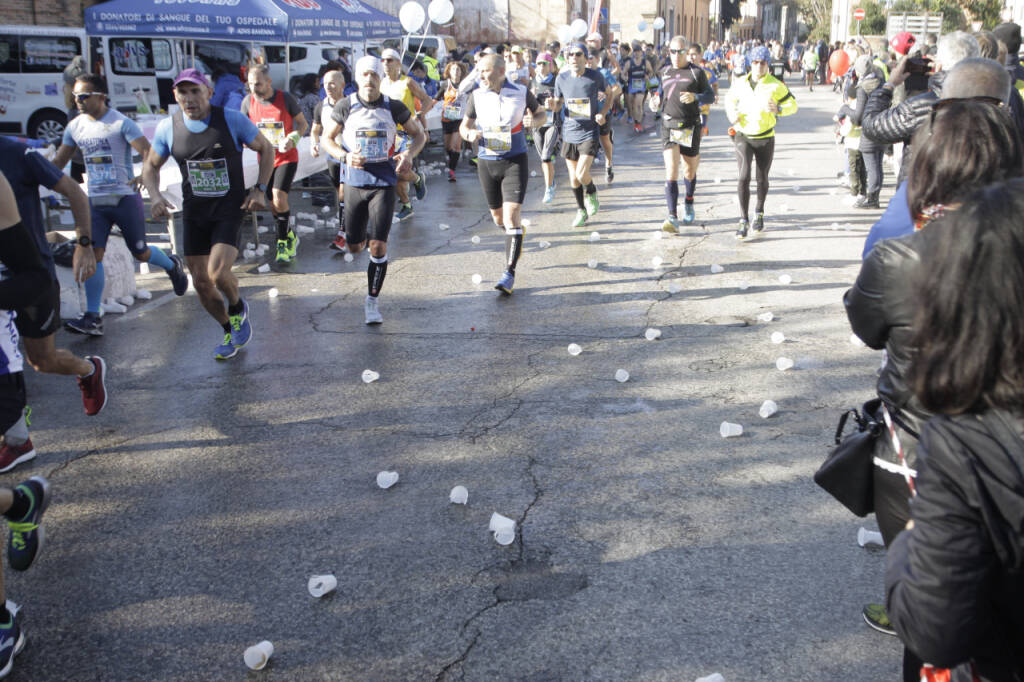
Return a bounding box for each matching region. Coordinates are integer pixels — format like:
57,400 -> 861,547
9,79 -> 903,681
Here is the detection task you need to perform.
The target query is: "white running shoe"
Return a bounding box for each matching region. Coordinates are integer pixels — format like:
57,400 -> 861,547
364,296 -> 383,325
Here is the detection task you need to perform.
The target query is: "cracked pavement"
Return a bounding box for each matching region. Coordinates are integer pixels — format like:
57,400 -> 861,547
9,85 -> 902,680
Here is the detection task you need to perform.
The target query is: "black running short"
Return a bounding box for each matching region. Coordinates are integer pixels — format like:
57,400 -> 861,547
442,119 -> 462,135
661,123 -> 703,156
14,278 -> 60,339
563,138 -> 598,161
182,210 -> 244,257
477,154 -> 529,209
0,373 -> 26,435
599,119 -> 612,137
266,161 -> 298,198
327,160 -> 343,187
344,185 -> 397,245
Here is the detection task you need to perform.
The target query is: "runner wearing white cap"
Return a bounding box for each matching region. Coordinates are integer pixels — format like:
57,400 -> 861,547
380,48 -> 433,221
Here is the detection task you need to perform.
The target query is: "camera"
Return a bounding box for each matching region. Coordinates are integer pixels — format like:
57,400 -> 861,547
906,56 -> 932,74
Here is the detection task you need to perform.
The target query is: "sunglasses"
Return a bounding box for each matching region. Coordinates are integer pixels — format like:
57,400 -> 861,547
75,92 -> 103,102
570,51 -> 586,57
669,49 -> 686,54
382,57 -> 397,62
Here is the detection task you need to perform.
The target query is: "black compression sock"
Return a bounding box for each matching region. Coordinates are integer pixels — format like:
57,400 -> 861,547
227,298 -> 245,316
585,182 -> 597,195
447,150 -> 459,170
275,212 -> 290,241
665,181 -> 679,217
572,185 -> 585,210
505,230 -> 524,273
338,203 -> 345,228
684,176 -> 697,202
368,255 -> 388,297
222,321 -> 232,334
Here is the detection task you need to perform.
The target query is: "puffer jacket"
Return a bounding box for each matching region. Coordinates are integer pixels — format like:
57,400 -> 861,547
843,229 -> 931,460
849,71 -> 884,153
886,409 -> 1024,681
861,70 -> 947,184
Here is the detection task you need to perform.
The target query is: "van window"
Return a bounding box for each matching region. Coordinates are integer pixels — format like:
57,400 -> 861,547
111,38 -> 154,74
266,46 -> 308,63
152,40 -> 173,71
21,36 -> 80,73
0,35 -> 18,74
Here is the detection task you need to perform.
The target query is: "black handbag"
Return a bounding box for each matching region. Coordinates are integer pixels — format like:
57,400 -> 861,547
814,398 -> 883,517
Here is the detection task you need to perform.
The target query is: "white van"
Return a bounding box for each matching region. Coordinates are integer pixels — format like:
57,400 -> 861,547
0,25 -> 86,142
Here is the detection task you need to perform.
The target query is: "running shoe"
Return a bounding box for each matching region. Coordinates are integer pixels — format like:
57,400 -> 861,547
0,440 -> 35,474
862,603 -> 897,636
0,611 -> 25,679
605,166 -> 614,183
735,219 -> 749,240
571,209 -> 588,228
495,271 -> 514,295
584,192 -> 600,217
364,296 -> 383,325
64,313 -> 103,337
752,213 -> 765,233
661,215 -> 680,234
329,233 -> 348,252
634,123 -> 642,133
285,230 -> 300,259
7,476 -> 51,572
469,157 -> 478,167
275,239 -> 291,263
413,172 -> 427,200
542,185 -> 555,204
229,299 -> 252,349
168,255 -> 188,296
78,356 -> 106,416
396,203 -> 414,221
448,169 -> 456,183
683,203 -> 696,224
214,333 -> 237,360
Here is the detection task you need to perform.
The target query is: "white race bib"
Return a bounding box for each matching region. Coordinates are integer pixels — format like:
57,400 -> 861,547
442,102 -> 463,120
669,126 -> 694,147
481,125 -> 512,153
84,153 -> 118,192
355,129 -> 389,163
566,97 -> 591,120
257,120 -> 285,146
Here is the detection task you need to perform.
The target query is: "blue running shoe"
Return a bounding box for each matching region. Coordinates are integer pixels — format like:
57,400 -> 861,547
396,203 -> 414,221
495,271 -> 514,295
214,333 -> 237,360
413,172 -> 427,201
542,185 -> 555,204
683,203 -> 696,224
0,611 -> 26,679
168,255 -> 189,296
229,299 -> 252,349
7,476 -> 51,572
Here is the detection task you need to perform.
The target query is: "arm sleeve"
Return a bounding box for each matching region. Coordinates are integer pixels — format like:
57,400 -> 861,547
389,99 -> 411,127
283,92 -> 302,117
464,95 -> 477,120
121,117 -> 145,143
152,118 -> 173,158
224,108 -> 259,148
843,243 -> 898,349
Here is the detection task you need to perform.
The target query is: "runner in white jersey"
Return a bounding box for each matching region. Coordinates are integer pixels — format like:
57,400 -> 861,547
311,69 -> 349,252
53,73 -> 188,336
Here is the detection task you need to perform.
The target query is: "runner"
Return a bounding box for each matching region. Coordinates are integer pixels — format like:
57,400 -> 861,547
380,49 -> 432,221
623,43 -> 652,132
320,56 -> 427,324
242,64 -> 309,264
310,69 -> 349,252
142,68 -> 275,360
725,46 -> 798,239
460,55 -> 545,294
532,52 -> 562,203
53,73 -> 188,336
651,36 -> 715,233
802,43 -> 819,92
587,50 -> 619,183
436,61 -> 470,182
687,43 -> 719,135
552,43 -> 611,228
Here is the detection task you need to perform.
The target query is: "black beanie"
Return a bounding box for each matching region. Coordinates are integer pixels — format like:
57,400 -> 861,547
993,22 -> 1022,54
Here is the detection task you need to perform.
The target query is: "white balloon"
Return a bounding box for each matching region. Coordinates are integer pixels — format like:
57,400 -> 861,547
399,1 -> 426,33
427,0 -> 454,24
571,18 -> 588,39
557,24 -> 573,45
653,16 -> 665,30
637,21 -> 648,32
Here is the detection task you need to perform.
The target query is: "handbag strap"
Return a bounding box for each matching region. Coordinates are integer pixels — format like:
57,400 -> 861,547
881,403 -> 916,496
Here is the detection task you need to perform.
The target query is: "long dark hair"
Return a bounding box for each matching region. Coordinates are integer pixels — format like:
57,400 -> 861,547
907,99 -> 1024,218
909,177 -> 1024,414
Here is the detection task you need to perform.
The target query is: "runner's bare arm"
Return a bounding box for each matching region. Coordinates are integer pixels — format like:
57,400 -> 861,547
408,79 -> 435,114
52,174 -> 96,283
142,147 -> 172,217
321,120 -> 345,162
52,144 -> 75,171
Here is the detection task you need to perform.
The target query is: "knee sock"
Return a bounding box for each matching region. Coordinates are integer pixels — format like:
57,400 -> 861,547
447,150 -> 459,170
368,255 -> 388,297
338,202 -> 345,229
683,177 -> 697,203
146,246 -> 175,272
572,185 -> 585,210
275,211 -> 291,241
4,414 -> 28,447
84,261 -> 104,314
665,181 -> 679,217
505,226 -> 524,274
585,182 -> 597,195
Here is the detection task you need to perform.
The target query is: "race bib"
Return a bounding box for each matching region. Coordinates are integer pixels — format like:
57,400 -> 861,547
442,102 -> 463,120
84,153 -> 118,193
566,97 -> 591,120
630,78 -> 644,92
670,126 -> 694,147
356,129 -> 389,163
481,125 -> 512,153
648,76 -> 660,88
186,159 -> 230,197
257,120 -> 285,146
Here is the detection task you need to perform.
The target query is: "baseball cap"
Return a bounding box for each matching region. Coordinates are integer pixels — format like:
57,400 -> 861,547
173,68 -> 211,89
889,31 -> 916,56
536,52 -> 556,65
510,45 -> 523,54
568,42 -> 589,57
380,48 -> 402,62
355,55 -> 385,79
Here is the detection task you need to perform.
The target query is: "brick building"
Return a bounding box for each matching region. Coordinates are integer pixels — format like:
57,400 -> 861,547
5,0 -> 108,27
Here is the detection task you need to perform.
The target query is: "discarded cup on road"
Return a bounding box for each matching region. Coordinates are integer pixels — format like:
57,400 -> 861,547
587,259 -> 598,269
793,185 -> 802,192
362,369 -> 380,383
376,471 -> 399,489
268,287 -> 279,298
738,281 -> 750,290
257,264 -> 271,274
567,343 -> 582,356
321,205 -> 332,214
471,235 -> 481,245
530,170 -> 537,177
521,218 -> 531,227
136,289 -> 152,300
719,421 -> 743,438
667,282 -> 682,294
850,334 -> 866,347
778,274 -> 792,285
651,256 -> 663,268
770,331 -> 785,344
538,240 -> 551,249
472,273 -> 483,285
343,253 -> 354,263
858,527 -> 884,547
757,312 -> 774,322
714,176 -> 722,184
439,223 -> 450,231
242,249 -> 256,259
644,328 -> 661,341
759,400 -> 778,419
257,225 -> 269,234
710,264 -> 724,274
615,369 -> 630,383
779,203 -> 790,212
695,674 -> 726,682
245,242 -> 256,250
139,262 -> 150,274
776,357 -> 794,371
489,512 -> 516,533
244,641 -> 274,670
308,574 -> 337,598
589,231 -> 600,242
449,485 -> 468,505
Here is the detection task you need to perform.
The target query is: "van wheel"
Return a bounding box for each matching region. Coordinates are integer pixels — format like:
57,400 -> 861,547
28,110 -> 68,144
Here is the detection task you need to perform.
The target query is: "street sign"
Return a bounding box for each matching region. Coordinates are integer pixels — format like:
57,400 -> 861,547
853,8 -> 865,20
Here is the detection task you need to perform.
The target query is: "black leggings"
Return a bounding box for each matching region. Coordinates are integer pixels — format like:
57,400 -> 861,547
734,133 -> 774,221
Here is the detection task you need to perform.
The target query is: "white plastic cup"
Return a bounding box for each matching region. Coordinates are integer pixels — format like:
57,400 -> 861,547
696,673 -> 726,682
242,249 -> 256,259
268,287 -> 279,298
615,369 -> 630,383
770,331 -> 785,344
139,262 -> 150,274
651,256 -> 663,268
471,235 -> 481,245
530,170 -> 537,177
308,574 -> 337,598
439,223 -> 450,230
589,231 -> 601,242
644,328 -> 661,341
587,259 -> 598,269
567,343 -> 582,356
245,242 -> 256,250
738,281 -> 750,290
757,312 -> 774,322
489,512 -> 516,533
778,274 -> 792,285
244,641 -> 274,670
343,253 -> 354,263
710,264 -> 724,274
714,176 -> 722,184
776,357 -> 794,371
136,289 -> 153,300
376,471 -> 399,489
321,205 -> 331,214
361,369 -> 380,383
858,527 -> 884,547
538,240 -> 551,249
494,529 -> 516,545
719,421 -> 743,438
667,282 -> 682,294
521,218 -> 531,227
257,264 -> 271,273
449,485 -> 468,505
759,400 -> 778,419
471,274 -> 483,285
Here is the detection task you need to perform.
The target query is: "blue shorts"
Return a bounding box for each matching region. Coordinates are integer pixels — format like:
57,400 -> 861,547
91,194 -> 148,256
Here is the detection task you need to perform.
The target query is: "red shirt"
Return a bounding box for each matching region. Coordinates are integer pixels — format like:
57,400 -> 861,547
244,89 -> 299,166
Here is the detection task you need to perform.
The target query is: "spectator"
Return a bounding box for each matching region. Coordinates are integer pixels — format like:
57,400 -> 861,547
210,66 -> 245,110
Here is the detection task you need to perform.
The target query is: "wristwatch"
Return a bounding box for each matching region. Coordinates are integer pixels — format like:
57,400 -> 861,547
74,235 -> 92,247
254,183 -> 268,193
